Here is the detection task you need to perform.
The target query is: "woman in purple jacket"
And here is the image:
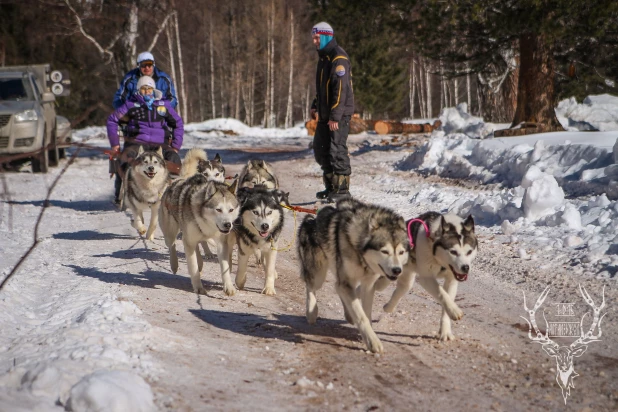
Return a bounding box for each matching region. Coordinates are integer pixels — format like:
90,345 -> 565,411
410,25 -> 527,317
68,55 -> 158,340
107,75 -> 184,204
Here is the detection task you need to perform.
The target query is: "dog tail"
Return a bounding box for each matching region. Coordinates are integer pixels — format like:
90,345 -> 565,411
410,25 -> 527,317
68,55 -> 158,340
181,148 -> 208,179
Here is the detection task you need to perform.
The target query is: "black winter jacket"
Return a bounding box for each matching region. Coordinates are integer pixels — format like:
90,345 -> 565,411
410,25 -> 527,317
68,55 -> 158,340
312,38 -> 354,122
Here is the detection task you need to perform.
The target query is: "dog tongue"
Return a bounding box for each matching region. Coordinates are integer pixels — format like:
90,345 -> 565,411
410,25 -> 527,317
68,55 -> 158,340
259,231 -> 269,238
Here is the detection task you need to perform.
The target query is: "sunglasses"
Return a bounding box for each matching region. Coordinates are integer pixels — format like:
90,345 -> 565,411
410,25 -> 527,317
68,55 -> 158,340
139,63 -> 153,68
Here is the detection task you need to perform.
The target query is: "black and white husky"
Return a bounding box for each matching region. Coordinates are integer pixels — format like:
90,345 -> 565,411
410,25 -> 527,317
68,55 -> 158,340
237,159 -> 279,189
375,212 -> 478,341
230,187 -> 284,295
123,145 -> 169,240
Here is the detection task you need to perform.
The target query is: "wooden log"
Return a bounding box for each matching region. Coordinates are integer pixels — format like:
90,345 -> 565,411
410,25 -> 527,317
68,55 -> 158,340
493,123 -> 563,138
349,116 -> 367,134
375,120 -> 435,135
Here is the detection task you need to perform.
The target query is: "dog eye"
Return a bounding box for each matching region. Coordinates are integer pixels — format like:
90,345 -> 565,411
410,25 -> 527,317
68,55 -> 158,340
450,250 -> 459,256
216,208 -> 222,213
253,210 -> 259,215
398,250 -> 405,255
215,173 -> 220,176
229,208 -> 234,213
466,250 -> 472,256
267,210 -> 272,216
381,250 -> 389,255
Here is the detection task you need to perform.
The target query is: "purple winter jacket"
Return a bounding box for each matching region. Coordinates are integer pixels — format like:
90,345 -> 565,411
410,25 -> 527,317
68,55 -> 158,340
107,93 -> 184,150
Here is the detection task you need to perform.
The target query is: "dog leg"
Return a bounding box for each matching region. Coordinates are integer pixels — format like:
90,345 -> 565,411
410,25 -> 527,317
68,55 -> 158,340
359,280 -> 378,322
384,270 -> 417,313
184,239 -> 206,295
439,277 -> 459,341
301,256 -> 327,325
337,281 -> 383,354
145,203 -> 159,241
159,205 -> 179,274
416,276 -> 463,322
135,211 -> 147,235
374,276 -> 391,292
261,248 -> 277,295
235,245 -> 249,290
217,236 -> 236,296
195,244 -> 204,273
201,239 -> 217,259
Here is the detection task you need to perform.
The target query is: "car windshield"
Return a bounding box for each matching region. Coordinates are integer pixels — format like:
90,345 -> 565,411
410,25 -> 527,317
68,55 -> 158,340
0,76 -> 34,101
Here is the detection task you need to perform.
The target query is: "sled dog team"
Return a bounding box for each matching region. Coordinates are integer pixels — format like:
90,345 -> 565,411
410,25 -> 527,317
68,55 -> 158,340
120,146 -> 478,353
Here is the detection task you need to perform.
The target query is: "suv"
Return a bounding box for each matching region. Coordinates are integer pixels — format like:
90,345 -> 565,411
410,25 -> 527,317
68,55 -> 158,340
0,64 -> 71,173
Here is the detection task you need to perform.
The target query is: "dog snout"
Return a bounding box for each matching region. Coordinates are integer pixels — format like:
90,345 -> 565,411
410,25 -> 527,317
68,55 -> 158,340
223,222 -> 232,230
461,264 -> 470,274
391,267 -> 402,276
147,165 -> 154,172
261,223 -> 270,231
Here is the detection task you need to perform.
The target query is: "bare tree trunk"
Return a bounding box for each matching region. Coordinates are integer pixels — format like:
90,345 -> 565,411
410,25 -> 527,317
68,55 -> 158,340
425,59 -> 432,118
249,60 -> 255,125
439,60 -> 445,111
284,11 -> 294,128
197,46 -> 204,121
264,10 -> 271,127
305,84 -> 311,120
124,1 -> 138,71
416,60 -> 426,118
210,18 -> 216,119
511,33 -> 563,130
173,13 -> 187,120
476,74 -> 483,117
454,78 -> 459,107
166,23 -> 180,117
269,0 -> 275,127
409,59 -> 416,118
466,63 -> 472,111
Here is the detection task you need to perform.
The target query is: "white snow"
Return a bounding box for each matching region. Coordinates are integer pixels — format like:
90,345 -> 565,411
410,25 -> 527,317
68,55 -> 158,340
65,370 -> 155,412
555,94 -> 618,131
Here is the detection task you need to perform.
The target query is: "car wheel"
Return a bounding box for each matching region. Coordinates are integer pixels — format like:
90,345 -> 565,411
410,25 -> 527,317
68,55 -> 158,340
32,127 -> 49,173
49,131 -> 60,167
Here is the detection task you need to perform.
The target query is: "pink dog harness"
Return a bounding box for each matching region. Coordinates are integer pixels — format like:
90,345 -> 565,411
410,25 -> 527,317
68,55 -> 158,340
407,218 -> 431,249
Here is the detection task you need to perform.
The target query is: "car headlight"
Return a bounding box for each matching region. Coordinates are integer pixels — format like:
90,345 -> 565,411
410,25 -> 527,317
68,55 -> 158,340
14,110 -> 38,122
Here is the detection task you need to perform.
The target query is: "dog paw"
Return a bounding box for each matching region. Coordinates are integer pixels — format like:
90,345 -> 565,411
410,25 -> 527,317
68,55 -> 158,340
383,301 -> 396,313
446,304 -> 464,321
137,227 -> 147,236
193,285 -> 207,295
366,336 -> 384,354
223,284 -> 237,296
261,286 -> 276,296
306,308 -> 318,324
439,329 -> 456,342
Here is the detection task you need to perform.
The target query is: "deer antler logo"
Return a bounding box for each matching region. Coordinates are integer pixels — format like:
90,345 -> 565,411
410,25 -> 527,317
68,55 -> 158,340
521,285 -> 606,404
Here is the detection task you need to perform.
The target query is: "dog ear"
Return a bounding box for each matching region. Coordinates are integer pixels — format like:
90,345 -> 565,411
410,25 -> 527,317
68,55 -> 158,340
156,146 -> 163,157
228,178 -> 238,194
463,215 -> 475,232
368,215 -> 380,232
246,160 -> 253,170
258,160 -> 265,168
137,145 -> 144,155
214,153 -> 222,162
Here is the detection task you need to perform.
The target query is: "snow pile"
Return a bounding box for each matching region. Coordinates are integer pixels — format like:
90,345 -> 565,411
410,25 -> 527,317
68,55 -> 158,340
72,126 -> 107,142
399,134 -> 615,190
185,118 -> 308,138
65,370 -> 155,412
520,166 -> 565,220
437,103 -> 496,139
555,94 -> 618,131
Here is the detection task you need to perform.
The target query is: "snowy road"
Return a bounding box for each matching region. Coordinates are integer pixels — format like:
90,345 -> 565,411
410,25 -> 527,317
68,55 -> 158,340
1,131 -> 617,411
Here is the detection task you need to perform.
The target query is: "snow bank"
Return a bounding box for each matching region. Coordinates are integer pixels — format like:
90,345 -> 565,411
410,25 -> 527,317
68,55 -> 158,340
556,94 -> 618,131
185,118 -> 307,138
66,370 -> 155,412
437,103 -> 496,139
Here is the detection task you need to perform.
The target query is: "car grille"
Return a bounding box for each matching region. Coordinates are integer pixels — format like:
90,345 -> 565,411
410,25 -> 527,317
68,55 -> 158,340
0,136 -> 8,148
0,115 -> 11,128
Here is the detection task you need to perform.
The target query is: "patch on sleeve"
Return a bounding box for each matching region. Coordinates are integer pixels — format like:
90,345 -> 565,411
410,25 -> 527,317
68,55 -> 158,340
335,65 -> 346,77
156,106 -> 167,116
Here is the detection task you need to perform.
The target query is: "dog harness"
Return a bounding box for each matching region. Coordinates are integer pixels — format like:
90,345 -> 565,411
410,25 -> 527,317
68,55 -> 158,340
407,218 -> 431,249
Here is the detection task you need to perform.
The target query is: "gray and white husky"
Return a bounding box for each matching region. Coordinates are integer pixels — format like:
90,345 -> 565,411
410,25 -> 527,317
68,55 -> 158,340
375,212 -> 478,341
237,159 -> 279,189
297,198 -> 410,353
180,148 -> 225,183
123,145 -> 169,240
230,187 -> 284,295
159,164 -> 239,295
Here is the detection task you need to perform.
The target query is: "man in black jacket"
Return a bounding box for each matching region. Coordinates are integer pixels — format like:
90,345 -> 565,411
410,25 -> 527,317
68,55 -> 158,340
310,22 -> 355,202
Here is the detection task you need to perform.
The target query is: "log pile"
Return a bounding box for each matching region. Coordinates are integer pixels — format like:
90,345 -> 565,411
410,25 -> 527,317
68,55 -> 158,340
494,122 -> 563,138
304,117 -> 442,136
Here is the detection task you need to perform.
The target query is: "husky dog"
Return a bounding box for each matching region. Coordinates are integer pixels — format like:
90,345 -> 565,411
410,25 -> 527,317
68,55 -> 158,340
297,198 -> 410,353
376,212 -> 478,341
159,166 -> 239,295
123,145 -> 169,240
230,187 -> 284,295
180,148 -> 225,183
237,160 -> 279,189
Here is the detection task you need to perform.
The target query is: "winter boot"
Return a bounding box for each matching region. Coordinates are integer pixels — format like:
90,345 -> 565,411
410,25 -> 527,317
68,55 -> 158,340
316,172 -> 334,200
327,175 -> 351,203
